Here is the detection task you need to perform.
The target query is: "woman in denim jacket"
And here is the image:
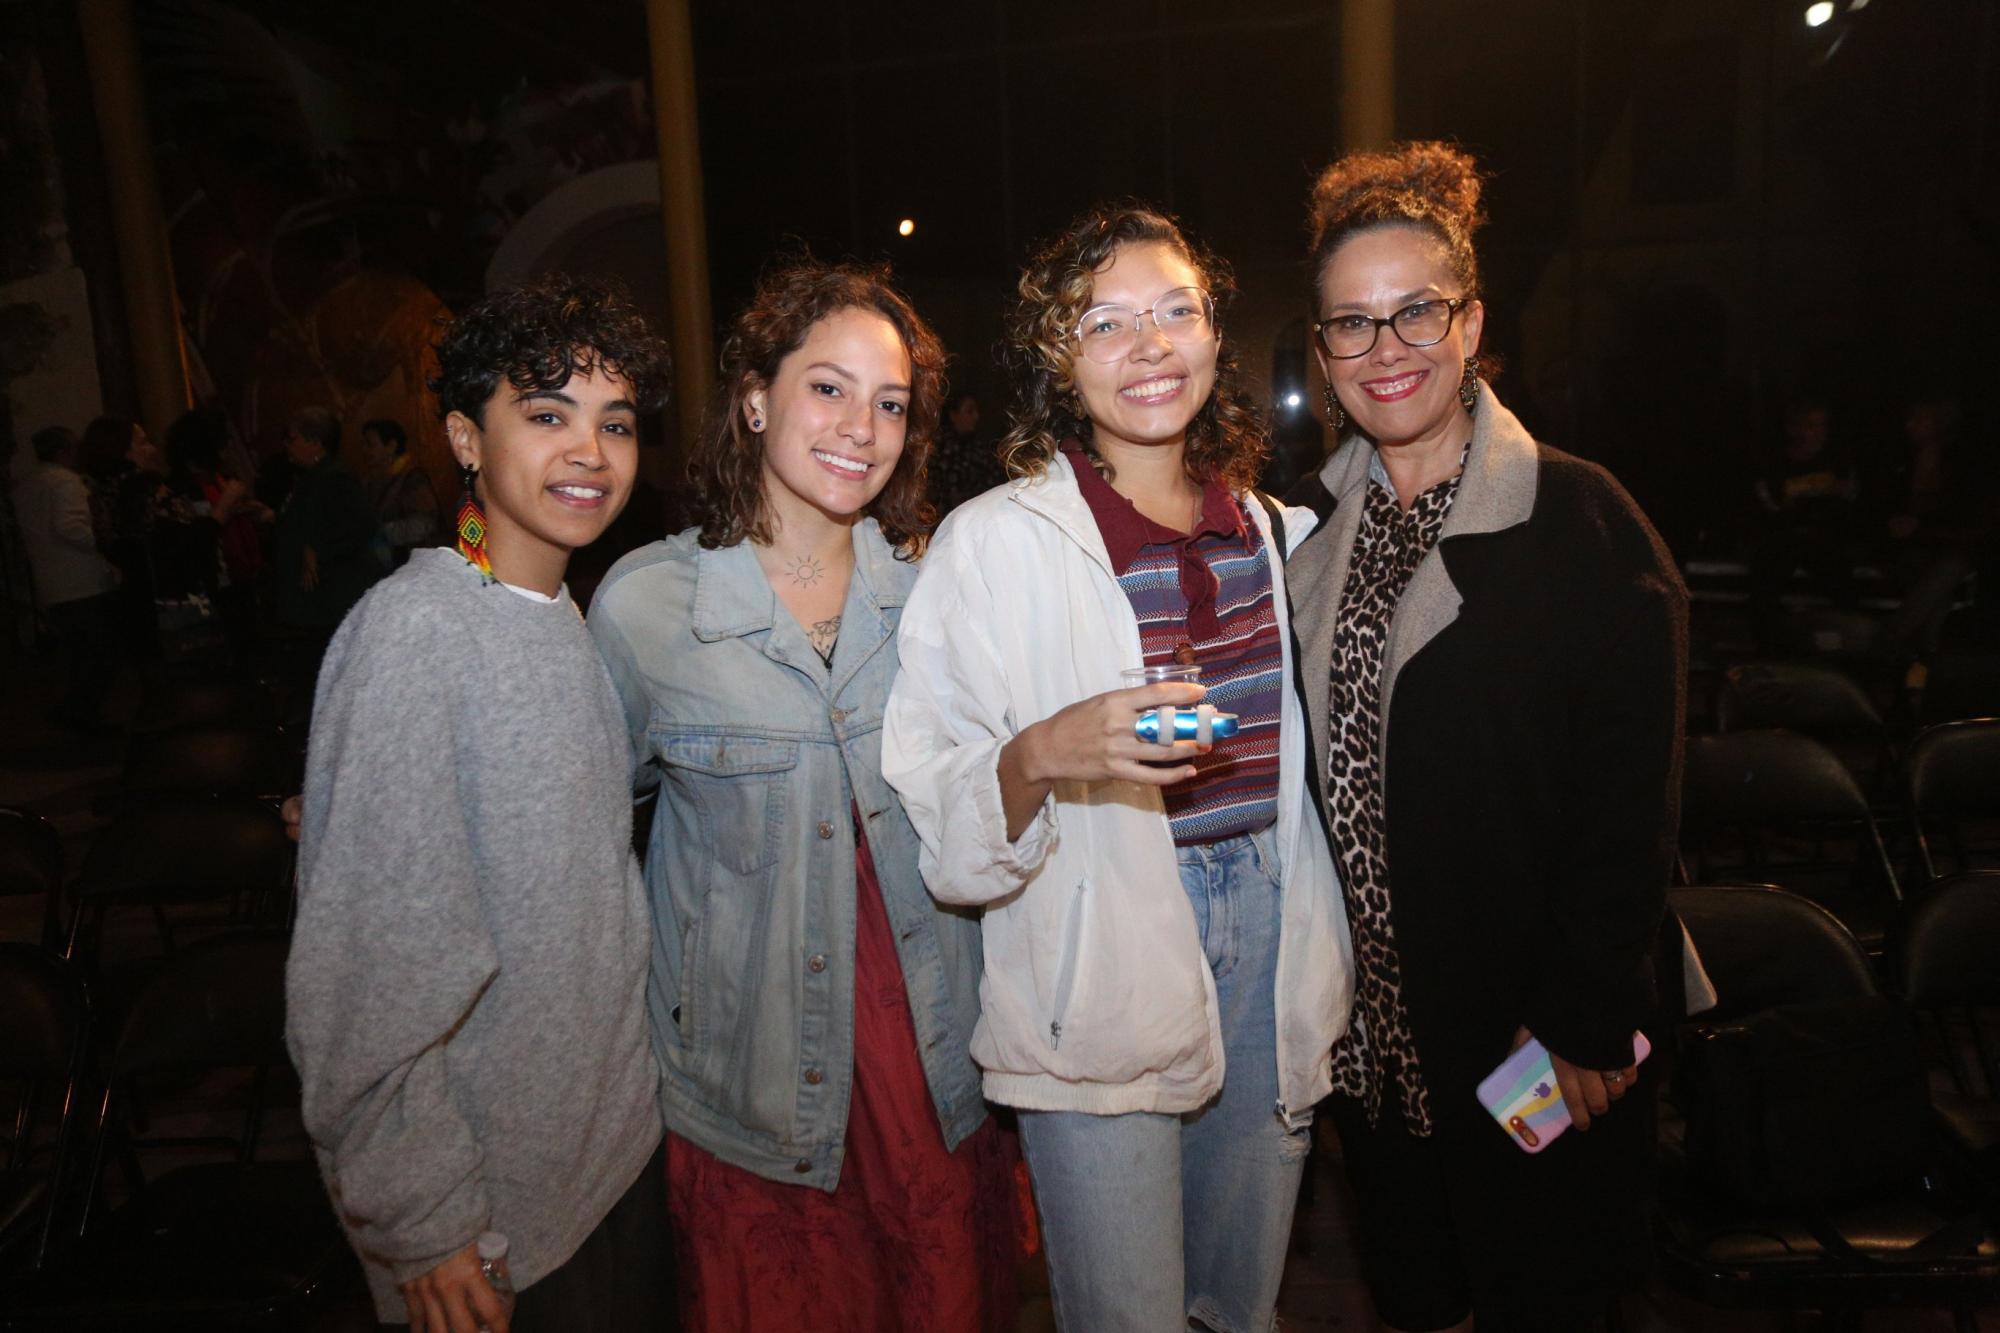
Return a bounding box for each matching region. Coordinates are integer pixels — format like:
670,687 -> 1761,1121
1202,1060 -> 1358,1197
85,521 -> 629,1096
588,262 -> 1018,1332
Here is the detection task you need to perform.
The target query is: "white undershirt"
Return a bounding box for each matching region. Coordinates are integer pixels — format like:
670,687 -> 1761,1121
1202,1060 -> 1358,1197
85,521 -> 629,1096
498,580 -> 561,604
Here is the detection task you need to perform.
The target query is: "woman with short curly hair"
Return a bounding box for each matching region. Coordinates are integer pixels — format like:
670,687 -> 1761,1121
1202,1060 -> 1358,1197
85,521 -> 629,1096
884,206 -> 1352,1332
588,259 -> 1019,1332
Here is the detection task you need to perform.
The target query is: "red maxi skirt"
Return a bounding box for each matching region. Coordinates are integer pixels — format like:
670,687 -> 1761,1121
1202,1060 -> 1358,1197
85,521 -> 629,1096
665,814 -> 1021,1333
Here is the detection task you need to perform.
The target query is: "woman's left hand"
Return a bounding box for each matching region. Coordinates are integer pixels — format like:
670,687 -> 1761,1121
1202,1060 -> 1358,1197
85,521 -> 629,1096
1511,1026 -> 1637,1133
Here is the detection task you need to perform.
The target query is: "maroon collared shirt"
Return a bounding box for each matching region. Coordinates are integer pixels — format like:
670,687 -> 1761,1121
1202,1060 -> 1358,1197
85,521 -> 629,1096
1064,440 -> 1244,642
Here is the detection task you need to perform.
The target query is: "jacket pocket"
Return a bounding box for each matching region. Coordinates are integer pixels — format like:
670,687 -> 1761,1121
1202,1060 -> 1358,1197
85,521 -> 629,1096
1047,878 -> 1088,1050
657,733 -> 799,874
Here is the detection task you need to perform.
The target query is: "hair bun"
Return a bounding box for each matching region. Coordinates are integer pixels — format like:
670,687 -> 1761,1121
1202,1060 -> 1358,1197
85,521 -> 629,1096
1308,141 -> 1487,296
1311,140 -> 1484,241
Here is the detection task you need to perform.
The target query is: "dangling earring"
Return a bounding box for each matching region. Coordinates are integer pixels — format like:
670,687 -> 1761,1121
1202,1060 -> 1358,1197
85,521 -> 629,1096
455,462 -> 493,581
1459,357 -> 1481,411
1322,385 -> 1345,433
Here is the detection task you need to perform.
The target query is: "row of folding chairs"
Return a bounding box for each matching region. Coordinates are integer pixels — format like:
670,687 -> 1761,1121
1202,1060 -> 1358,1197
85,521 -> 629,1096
107,671 -> 307,833
1713,656 -> 2000,795
1659,879 -> 2000,1325
1680,716 -> 2000,950
0,802 -> 294,968
0,934 -> 361,1328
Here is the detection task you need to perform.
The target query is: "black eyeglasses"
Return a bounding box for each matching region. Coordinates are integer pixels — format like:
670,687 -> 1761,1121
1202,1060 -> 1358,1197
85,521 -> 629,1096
1314,297 -> 1472,359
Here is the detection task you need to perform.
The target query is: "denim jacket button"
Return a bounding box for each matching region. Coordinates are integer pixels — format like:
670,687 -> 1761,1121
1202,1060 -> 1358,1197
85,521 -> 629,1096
817,820 -> 835,839
793,1157 -> 812,1173
830,706 -> 850,723
804,1067 -> 823,1085
806,953 -> 828,973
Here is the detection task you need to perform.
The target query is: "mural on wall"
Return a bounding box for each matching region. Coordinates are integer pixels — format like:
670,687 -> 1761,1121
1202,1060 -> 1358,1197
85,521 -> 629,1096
135,1 -> 654,506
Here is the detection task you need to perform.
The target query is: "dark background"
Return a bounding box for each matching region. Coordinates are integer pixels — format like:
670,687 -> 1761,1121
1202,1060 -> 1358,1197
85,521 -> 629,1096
3,0 -> 1995,556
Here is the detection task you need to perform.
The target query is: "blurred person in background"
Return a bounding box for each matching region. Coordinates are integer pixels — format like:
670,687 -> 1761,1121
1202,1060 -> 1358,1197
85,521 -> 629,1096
1748,393 -> 1859,650
361,416 -> 443,565
926,389 -> 1004,515
0,429 -> 35,656
270,406 -> 387,669
80,414 -> 166,659
13,425 -> 121,732
166,407 -> 269,660
1873,395 -> 2000,658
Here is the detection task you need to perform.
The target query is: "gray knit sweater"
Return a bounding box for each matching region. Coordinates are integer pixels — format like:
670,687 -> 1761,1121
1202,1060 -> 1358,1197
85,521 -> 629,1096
286,548 -> 661,1319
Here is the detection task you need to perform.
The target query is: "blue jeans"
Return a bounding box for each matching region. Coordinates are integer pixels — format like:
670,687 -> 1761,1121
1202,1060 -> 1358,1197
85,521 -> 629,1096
1019,825 -> 1310,1333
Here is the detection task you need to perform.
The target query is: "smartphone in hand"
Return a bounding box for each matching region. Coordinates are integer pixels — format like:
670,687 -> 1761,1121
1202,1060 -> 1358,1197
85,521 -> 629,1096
1475,1031 -> 1651,1153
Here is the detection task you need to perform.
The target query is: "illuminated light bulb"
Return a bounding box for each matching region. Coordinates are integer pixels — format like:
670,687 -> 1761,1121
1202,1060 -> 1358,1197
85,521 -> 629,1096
1804,2 -> 1834,26
897,218 -> 916,237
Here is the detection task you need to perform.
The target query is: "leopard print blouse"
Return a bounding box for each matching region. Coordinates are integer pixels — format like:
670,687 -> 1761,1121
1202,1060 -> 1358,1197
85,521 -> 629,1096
1327,463 -> 1464,1135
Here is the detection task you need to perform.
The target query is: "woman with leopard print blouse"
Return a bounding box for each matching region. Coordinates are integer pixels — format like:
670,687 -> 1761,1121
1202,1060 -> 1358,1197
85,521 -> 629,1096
1284,143 -> 1687,1332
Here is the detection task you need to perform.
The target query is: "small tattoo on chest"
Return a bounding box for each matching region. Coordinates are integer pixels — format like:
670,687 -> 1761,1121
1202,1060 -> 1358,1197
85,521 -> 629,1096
809,616 -> 841,656
786,554 -> 826,588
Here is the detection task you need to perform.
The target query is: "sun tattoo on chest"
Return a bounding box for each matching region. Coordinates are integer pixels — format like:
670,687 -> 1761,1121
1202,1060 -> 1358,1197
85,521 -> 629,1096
809,616 -> 841,659
785,554 -> 826,588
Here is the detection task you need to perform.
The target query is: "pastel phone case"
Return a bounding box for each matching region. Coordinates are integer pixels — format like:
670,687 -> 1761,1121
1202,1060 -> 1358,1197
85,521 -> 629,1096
1475,1031 -> 1652,1153
1134,704 -> 1240,744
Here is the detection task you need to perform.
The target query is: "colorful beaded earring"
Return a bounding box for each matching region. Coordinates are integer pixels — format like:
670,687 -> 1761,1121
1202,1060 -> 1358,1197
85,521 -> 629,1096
455,462 -> 493,581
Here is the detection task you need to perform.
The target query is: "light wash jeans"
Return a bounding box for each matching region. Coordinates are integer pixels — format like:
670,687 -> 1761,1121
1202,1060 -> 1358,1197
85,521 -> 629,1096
1018,825 -> 1311,1333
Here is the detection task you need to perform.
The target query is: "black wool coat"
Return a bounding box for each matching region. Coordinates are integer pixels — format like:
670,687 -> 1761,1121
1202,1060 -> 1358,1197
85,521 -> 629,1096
1285,387 -> 1688,1287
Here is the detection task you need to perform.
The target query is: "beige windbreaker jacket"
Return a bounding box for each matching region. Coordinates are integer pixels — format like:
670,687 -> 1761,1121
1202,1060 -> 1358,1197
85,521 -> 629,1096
882,453 -> 1353,1121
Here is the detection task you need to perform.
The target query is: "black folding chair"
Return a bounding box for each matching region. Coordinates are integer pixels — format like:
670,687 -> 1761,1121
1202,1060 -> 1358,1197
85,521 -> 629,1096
2,933 -> 358,1329
0,947 -> 88,1279
1680,730 -> 1903,948
1658,885 -> 2000,1327
0,811 -> 62,951
64,797 -> 292,969
1920,650 -> 2000,727
1897,872 -> 2000,1211
118,724 -> 285,809
1906,718 -> 2000,882
131,673 -> 274,736
1715,661 -> 1892,796
1776,608 -> 1882,671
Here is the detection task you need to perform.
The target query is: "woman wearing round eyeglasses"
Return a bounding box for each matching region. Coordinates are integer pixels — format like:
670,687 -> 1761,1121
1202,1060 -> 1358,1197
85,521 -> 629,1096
1284,142 -> 1686,1331
883,205 -> 1349,1332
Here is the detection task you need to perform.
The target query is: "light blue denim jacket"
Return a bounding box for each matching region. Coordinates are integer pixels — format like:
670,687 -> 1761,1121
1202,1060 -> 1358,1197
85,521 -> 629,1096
587,520 -> 986,1190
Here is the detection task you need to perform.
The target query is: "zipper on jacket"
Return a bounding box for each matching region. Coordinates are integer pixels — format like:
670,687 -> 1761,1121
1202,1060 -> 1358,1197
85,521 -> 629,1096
1046,879 -> 1088,1052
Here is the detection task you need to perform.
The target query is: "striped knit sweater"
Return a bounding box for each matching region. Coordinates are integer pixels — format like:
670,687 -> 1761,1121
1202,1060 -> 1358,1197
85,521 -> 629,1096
1064,443 -> 1283,844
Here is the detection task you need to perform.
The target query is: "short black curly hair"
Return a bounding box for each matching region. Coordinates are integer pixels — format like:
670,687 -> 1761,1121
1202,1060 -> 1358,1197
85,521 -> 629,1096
429,273 -> 672,425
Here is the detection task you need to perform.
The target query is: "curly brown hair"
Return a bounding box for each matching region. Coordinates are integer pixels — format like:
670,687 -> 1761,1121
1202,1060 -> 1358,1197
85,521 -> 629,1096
1306,140 -> 1498,377
999,204 -> 1267,491
690,260 -> 944,559
430,273 -> 672,425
